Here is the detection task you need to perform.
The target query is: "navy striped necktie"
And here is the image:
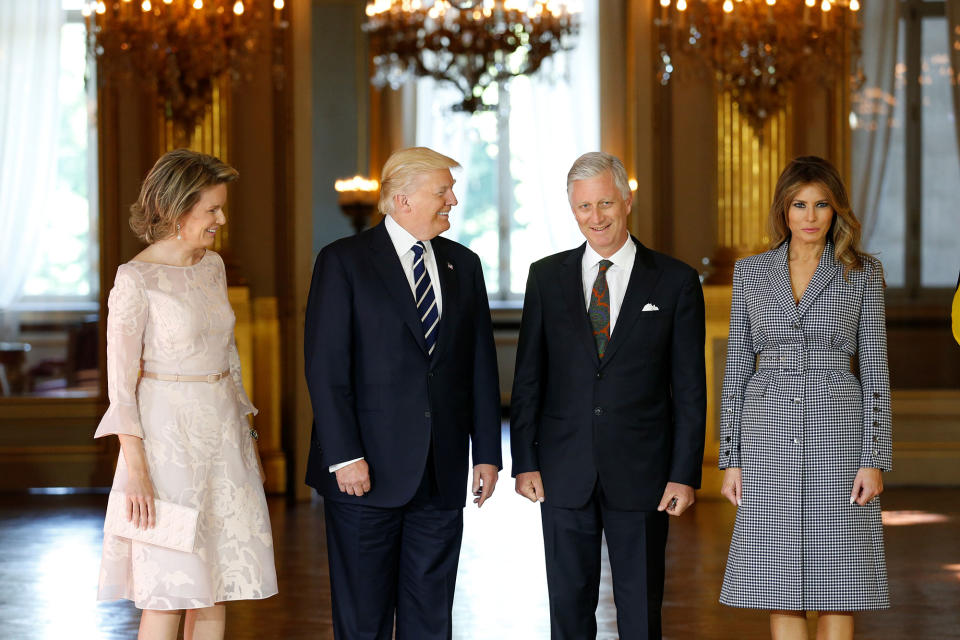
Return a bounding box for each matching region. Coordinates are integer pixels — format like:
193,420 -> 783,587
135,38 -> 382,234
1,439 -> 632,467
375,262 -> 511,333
411,242 -> 439,356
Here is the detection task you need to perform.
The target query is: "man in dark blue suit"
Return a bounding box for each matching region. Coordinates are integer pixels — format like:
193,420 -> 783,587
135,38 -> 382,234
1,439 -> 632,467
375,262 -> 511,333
304,147 -> 502,639
511,152 -> 706,639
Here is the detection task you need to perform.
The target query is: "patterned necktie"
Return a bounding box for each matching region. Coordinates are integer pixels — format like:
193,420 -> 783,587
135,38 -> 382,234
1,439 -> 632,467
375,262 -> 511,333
589,259 -> 613,358
411,242 -> 439,356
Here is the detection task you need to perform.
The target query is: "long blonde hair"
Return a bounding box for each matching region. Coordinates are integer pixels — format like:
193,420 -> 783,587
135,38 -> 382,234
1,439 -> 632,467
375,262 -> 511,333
769,156 -> 873,279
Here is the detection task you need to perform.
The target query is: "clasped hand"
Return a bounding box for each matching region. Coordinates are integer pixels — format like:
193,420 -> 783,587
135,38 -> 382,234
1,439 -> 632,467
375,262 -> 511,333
125,471 -> 156,530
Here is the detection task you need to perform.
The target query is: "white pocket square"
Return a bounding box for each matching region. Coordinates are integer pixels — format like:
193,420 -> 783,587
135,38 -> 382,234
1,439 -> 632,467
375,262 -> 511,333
642,303 -> 659,312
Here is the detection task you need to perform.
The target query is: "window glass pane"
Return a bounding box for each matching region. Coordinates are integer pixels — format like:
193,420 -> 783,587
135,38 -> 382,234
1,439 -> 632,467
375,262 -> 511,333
416,0 -> 598,299
860,21 -> 906,287
507,75 -> 594,295
21,20 -> 98,300
416,82 -> 502,293
920,16 -> 960,287
2,13 -> 99,398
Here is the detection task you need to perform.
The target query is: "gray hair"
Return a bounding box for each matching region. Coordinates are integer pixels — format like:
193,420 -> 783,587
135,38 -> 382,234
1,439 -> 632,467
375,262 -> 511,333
566,152 -> 631,201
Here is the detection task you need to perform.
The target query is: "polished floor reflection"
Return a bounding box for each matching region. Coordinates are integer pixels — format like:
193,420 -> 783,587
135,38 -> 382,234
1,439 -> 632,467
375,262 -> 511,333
2,447 -> 959,638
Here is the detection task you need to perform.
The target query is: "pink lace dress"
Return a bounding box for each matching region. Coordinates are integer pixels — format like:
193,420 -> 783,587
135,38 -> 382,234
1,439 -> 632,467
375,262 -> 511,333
95,250 -> 277,610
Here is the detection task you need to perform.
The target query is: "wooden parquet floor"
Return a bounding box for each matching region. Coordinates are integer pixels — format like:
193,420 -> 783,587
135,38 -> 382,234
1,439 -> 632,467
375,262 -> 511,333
1,435 -> 958,639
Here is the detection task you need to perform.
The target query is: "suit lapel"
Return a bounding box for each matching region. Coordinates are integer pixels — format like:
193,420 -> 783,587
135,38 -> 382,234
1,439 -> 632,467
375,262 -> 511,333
368,223 -> 428,355
600,238 -> 662,368
560,244 -> 601,368
767,241 -> 801,325
431,240 -> 458,361
796,240 -> 838,318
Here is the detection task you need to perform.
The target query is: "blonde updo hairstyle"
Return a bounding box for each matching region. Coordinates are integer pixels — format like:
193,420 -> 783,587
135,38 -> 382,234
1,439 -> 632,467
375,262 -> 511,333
129,148 -> 238,243
378,147 -> 460,216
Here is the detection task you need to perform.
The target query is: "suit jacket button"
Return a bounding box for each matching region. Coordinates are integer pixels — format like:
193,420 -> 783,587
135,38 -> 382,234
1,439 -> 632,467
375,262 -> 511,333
873,392 -> 880,399
793,321 -> 801,329
725,436 -> 731,442
424,411 -> 431,418
873,406 -> 880,413
595,372 -> 602,379
593,407 -> 603,416
428,372 -> 435,378
873,420 -> 879,427
724,450 -> 730,456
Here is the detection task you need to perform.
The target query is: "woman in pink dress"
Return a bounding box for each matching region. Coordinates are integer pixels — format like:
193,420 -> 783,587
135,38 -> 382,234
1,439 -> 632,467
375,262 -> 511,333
95,149 -> 277,639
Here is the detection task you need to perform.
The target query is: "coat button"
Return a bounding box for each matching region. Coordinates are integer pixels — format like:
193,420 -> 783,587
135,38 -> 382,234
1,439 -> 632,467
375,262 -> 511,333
428,372 -> 434,378
424,411 -> 431,418
793,437 -> 801,444
793,397 -> 802,404
793,321 -> 801,329
873,421 -> 879,427
873,392 -> 880,399
595,372 -> 603,379
873,406 -> 880,413
594,407 -> 603,416
724,450 -> 730,456
872,435 -> 879,443
725,436 -> 731,442
873,449 -> 879,457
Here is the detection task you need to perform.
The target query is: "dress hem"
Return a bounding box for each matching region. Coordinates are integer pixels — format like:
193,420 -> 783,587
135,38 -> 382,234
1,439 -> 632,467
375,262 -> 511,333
97,589 -> 279,611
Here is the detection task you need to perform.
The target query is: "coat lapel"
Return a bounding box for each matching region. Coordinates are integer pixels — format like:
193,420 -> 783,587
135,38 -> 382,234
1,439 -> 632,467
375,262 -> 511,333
431,240 -> 458,361
560,244 -> 601,368
600,238 -> 662,368
796,240 -> 838,318
367,223 -> 428,355
767,241 -> 801,325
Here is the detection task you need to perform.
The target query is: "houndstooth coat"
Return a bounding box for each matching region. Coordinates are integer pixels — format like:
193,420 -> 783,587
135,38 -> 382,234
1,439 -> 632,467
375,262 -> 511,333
718,240 -> 891,611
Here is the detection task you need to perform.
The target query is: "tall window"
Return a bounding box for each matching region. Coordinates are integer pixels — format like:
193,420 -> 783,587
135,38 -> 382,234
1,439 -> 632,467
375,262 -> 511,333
861,0 -> 959,294
0,0 -> 98,397
20,2 -> 99,306
415,0 -> 599,300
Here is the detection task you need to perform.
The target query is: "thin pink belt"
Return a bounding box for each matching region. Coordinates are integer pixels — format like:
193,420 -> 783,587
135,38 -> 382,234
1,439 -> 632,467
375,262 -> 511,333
141,369 -> 230,383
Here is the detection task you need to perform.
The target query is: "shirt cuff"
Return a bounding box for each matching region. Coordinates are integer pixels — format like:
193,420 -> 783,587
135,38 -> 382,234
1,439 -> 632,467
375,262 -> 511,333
329,457 -> 364,473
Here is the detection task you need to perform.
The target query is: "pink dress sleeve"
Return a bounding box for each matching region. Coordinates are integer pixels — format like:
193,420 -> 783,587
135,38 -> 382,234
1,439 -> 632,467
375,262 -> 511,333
229,334 -> 258,417
94,265 -> 148,439
211,252 -> 258,417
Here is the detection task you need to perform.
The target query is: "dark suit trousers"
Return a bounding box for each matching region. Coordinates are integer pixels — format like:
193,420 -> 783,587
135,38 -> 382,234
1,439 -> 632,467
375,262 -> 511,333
540,488 -> 669,640
323,456 -> 464,640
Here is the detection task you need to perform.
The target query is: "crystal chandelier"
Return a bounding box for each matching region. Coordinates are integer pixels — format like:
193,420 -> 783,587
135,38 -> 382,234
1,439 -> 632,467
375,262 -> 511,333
363,0 -> 579,113
82,0 -> 288,133
656,0 -> 862,128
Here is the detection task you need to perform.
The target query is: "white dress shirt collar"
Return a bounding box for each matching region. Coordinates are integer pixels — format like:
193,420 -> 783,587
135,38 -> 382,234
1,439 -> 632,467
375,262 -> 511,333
582,235 -> 636,271
384,213 -> 430,257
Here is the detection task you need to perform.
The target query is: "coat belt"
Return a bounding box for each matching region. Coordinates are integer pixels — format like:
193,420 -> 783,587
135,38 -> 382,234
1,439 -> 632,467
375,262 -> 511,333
756,347 -> 851,374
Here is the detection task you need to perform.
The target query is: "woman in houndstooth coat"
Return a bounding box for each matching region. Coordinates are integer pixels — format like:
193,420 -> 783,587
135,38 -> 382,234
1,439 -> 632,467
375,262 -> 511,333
718,157 -> 891,639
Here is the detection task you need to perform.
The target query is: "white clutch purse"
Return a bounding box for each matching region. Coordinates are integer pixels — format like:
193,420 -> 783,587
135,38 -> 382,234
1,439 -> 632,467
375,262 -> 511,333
103,490 -> 200,553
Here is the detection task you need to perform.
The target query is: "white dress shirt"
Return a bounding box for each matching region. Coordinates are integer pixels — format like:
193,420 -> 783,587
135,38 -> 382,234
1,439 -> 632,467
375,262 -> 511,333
581,236 -> 636,334
330,215 -> 444,473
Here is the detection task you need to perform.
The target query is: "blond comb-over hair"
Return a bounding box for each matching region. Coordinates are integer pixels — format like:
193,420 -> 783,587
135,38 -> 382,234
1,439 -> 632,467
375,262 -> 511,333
378,147 -> 460,216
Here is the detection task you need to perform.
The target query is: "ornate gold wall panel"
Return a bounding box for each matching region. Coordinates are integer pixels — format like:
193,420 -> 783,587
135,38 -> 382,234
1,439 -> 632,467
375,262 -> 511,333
157,77 -> 233,255
710,88 -> 792,283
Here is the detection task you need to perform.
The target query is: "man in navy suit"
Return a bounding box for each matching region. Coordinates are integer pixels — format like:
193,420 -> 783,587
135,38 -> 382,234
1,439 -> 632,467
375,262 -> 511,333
510,152 -> 706,639
304,147 -> 502,639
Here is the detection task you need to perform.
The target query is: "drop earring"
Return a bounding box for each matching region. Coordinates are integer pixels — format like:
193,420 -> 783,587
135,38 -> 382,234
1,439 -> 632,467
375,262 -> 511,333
176,223 -> 181,240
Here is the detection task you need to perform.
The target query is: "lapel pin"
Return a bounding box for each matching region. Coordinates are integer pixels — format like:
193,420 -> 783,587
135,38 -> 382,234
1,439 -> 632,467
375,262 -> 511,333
447,261 -> 454,270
